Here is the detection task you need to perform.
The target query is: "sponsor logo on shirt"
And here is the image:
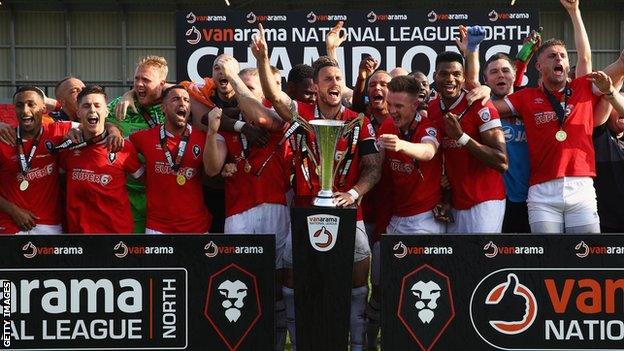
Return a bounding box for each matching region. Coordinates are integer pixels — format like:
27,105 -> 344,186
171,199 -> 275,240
441,138 -> 462,149
71,169 -> 112,186
390,158 -> 414,174
534,111 -> 558,125
155,162 -> 196,179
16,164 -> 55,183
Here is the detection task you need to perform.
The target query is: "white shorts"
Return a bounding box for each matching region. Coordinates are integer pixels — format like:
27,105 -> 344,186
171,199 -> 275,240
527,176 -> 599,227
447,199 -> 505,233
16,224 -> 62,235
225,203 -> 290,269
283,220 -> 371,267
386,211 -> 446,234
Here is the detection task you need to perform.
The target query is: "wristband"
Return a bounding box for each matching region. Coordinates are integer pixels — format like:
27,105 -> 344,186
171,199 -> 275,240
457,133 -> 471,146
234,120 -> 246,132
347,188 -> 359,201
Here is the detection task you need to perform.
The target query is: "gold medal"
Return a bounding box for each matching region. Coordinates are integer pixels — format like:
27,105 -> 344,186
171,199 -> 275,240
176,174 -> 186,186
244,160 -> 252,173
19,180 -> 29,192
315,165 -> 321,176
555,130 -> 567,142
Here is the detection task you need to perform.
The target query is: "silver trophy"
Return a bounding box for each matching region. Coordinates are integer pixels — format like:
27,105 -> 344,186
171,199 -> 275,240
310,119 -> 346,207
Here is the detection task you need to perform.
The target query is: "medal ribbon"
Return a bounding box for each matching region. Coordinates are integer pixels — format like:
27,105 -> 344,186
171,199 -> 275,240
542,83 -> 571,130
49,130 -> 107,153
160,124 -> 191,172
16,126 -> 43,178
141,108 -> 157,128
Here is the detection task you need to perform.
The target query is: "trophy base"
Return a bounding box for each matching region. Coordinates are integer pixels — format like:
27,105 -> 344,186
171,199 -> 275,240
312,193 -> 337,207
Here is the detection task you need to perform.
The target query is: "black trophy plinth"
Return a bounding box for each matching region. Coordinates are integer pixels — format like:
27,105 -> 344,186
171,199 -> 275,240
290,203 -> 357,351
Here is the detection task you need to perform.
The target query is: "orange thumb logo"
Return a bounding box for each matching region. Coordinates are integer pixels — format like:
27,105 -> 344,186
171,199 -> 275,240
313,226 -> 333,249
486,273 -> 537,335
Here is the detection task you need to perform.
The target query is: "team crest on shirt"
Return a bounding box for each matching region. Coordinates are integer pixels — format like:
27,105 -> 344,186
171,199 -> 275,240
192,144 -> 201,158
425,127 -> 437,138
478,107 -> 491,122
108,152 -> 117,164
44,140 -> 54,152
533,97 -> 544,104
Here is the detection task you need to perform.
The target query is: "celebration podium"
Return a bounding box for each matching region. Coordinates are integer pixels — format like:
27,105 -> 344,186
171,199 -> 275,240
290,205 -> 356,351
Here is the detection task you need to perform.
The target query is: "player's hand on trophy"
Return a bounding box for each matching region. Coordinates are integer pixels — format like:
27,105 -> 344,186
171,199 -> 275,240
251,23 -> 269,61
358,55 -> 379,80
444,112 -> 464,141
0,121 -> 16,146
214,55 -> 240,81
379,133 -> 404,153
115,89 -> 138,120
221,162 -> 238,177
207,107 -> 222,136
326,21 -> 347,52
242,123 -> 270,147
332,191 -> 356,207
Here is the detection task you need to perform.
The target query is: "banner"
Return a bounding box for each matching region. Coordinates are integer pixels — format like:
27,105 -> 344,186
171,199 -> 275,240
0,235 -> 274,350
176,9 -> 539,87
381,234 -> 624,351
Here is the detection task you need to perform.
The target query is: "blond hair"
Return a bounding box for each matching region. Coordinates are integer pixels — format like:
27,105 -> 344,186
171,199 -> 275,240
137,56 -> 168,81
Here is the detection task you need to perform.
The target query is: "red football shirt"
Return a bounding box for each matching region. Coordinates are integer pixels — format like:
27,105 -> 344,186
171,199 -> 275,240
289,102 -> 378,220
505,75 -> 600,185
0,122 -> 71,234
429,92 -> 506,210
219,127 -> 289,217
60,138 -> 144,234
130,125 -> 212,233
362,109 -> 390,226
379,115 -> 442,217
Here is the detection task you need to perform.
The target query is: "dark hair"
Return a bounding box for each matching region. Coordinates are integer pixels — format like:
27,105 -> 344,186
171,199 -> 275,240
435,51 -> 464,69
287,64 -> 313,84
484,53 -> 515,77
536,38 -> 566,59
13,86 -> 45,100
161,84 -> 186,101
387,75 -> 423,97
312,56 -> 339,82
76,84 -> 107,104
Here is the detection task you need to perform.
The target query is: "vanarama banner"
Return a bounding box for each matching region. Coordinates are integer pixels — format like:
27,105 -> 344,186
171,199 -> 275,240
0,235 -> 274,350
176,9 -> 539,87
382,234 -> 624,351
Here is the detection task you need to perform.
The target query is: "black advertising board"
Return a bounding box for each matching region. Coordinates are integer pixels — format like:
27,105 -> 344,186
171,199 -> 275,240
290,206 -> 356,351
176,8 -> 539,88
381,234 -> 624,351
0,235 -> 274,351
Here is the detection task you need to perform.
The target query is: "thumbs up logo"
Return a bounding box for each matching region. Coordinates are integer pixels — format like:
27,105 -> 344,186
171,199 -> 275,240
485,273 -> 537,335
